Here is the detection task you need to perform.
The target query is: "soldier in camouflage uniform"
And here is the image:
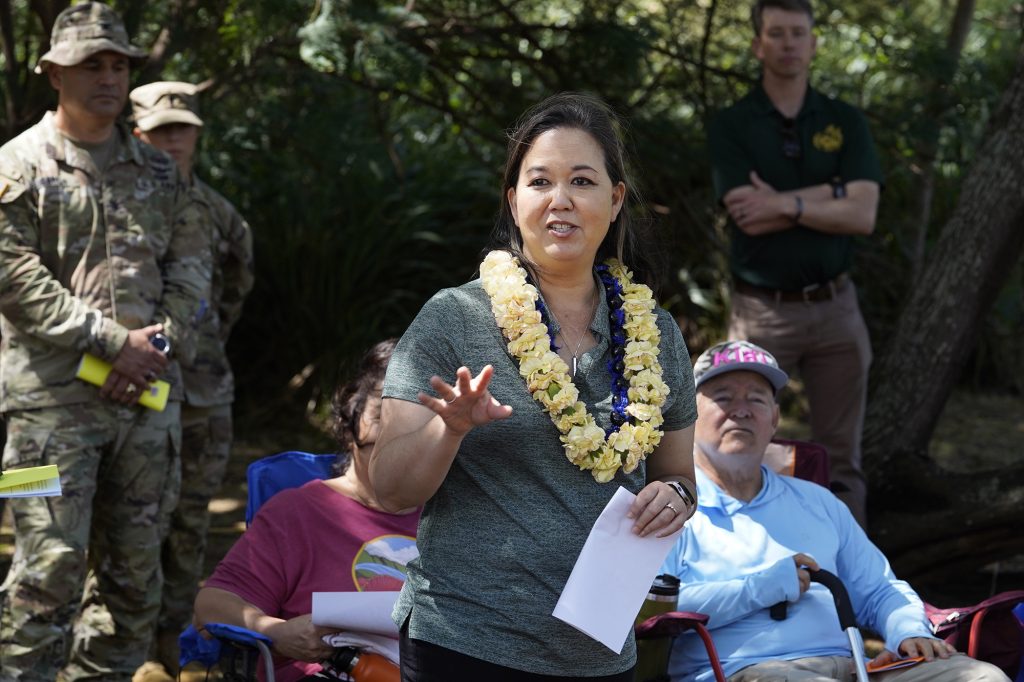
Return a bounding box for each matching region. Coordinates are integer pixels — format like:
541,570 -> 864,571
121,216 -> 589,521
0,4 -> 210,681
128,81 -> 255,680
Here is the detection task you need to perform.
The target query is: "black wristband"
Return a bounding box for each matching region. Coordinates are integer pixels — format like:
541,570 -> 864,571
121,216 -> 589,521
664,479 -> 698,518
831,179 -> 847,199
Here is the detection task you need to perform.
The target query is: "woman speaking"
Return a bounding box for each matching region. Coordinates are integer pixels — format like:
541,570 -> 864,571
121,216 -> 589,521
371,93 -> 699,681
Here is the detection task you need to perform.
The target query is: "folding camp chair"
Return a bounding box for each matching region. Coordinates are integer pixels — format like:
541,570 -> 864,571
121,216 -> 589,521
244,450 -> 337,526
927,590 -> 1024,679
179,450 -> 336,681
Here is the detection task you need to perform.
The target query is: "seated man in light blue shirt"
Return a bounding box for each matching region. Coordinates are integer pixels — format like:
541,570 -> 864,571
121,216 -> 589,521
660,340 -> 1008,682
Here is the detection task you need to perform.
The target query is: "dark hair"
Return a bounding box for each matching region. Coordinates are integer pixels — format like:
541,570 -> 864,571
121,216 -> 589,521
329,338 -> 397,476
752,0 -> 814,35
488,91 -> 661,289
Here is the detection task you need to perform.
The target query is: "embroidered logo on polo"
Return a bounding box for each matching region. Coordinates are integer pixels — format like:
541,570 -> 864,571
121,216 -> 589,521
351,534 -> 418,591
813,125 -> 843,152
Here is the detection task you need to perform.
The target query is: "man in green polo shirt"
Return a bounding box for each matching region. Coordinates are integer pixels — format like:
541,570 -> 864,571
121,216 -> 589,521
708,0 -> 883,527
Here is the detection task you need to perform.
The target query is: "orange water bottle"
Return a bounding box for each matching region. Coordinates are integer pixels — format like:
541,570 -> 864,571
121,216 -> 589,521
349,651 -> 400,682
325,648 -> 400,682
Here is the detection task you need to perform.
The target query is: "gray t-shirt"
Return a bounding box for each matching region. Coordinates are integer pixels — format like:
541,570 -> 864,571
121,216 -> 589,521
383,276 -> 697,676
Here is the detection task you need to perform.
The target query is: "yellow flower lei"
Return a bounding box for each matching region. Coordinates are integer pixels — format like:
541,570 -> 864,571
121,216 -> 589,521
480,250 -> 668,483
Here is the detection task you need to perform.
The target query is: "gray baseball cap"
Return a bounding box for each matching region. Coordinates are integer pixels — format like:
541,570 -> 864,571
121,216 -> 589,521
693,340 -> 789,394
131,81 -> 204,131
35,2 -> 147,74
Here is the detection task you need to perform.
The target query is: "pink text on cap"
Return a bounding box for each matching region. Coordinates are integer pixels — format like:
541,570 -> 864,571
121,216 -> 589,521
712,346 -> 772,367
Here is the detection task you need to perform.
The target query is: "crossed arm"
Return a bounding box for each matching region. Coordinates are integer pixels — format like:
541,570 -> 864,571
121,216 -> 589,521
723,171 -> 880,237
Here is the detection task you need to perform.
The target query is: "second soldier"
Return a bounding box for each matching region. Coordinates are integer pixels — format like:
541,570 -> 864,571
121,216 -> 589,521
129,80 -> 255,680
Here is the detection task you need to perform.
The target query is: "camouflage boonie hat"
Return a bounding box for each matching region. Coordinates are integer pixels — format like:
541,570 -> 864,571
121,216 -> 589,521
35,2 -> 147,74
131,81 -> 204,131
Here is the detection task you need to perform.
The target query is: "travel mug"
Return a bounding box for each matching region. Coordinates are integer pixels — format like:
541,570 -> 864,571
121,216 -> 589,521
634,574 -> 681,682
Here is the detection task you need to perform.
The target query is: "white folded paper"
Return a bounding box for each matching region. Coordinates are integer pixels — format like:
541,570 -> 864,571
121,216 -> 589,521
553,486 -> 682,653
311,591 -> 401,637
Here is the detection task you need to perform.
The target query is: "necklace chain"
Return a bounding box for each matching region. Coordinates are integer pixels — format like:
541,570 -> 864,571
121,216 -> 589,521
545,287 -> 599,378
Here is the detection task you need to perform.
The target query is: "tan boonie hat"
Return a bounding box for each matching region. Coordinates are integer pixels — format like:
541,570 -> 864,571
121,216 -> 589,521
130,81 -> 204,131
35,2 -> 147,74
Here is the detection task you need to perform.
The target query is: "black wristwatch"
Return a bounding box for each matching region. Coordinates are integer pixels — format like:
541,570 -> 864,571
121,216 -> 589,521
831,178 -> 847,199
665,480 -> 697,515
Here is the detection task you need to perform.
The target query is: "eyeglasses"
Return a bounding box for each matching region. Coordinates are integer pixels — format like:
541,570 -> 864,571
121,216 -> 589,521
780,118 -> 801,159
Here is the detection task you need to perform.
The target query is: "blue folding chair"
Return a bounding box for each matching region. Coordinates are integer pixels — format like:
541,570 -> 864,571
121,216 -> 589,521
244,450 -> 337,526
180,450 -> 337,681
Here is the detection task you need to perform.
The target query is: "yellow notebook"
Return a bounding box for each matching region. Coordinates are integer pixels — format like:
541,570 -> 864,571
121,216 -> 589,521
76,354 -> 170,412
0,464 -> 61,498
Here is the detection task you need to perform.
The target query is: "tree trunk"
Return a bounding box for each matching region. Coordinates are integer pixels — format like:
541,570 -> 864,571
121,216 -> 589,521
908,0 -> 976,280
863,49 -> 1024,580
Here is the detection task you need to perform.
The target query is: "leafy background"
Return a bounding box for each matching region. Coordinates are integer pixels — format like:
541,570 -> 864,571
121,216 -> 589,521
1,0 -> 1021,443
2,0 -> 1023,594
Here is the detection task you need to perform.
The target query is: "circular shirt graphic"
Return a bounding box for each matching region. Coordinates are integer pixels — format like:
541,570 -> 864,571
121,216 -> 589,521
351,534 -> 418,591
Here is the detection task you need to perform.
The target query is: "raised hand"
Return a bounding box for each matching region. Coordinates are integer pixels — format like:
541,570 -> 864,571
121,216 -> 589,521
417,365 -> 513,436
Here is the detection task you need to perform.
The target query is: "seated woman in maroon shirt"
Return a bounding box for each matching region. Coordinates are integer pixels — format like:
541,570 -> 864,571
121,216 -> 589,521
193,340 -> 419,682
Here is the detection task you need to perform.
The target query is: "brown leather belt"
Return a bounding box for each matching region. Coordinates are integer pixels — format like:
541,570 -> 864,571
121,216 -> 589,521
734,273 -> 849,303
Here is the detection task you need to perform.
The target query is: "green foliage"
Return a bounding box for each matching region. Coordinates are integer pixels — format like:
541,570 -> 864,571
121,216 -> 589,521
2,0 -> 1022,427
198,67 -> 495,422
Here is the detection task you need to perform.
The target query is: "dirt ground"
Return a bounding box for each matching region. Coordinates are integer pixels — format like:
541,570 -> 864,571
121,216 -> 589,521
1,389 -> 1022,676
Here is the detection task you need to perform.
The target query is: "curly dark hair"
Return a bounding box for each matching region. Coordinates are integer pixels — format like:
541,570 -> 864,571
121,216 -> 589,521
487,91 -> 663,291
329,338 -> 397,476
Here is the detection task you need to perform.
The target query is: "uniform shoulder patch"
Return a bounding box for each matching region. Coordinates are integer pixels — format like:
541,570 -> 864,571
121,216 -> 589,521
0,175 -> 27,204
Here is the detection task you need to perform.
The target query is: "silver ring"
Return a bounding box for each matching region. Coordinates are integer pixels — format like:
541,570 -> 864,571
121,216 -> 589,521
664,502 -> 678,515
125,384 -> 137,394
447,394 -> 459,404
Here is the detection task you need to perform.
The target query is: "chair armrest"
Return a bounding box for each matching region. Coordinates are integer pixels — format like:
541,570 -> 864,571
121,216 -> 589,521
204,622 -> 274,647
180,622 -> 277,681
635,611 -> 711,639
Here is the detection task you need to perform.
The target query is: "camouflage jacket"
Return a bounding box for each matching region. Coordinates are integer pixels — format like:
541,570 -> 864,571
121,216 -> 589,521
182,177 -> 254,407
0,112 -> 211,411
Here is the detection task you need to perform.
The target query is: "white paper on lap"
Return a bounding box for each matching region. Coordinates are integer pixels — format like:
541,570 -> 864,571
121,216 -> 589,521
321,631 -> 400,665
312,591 -> 401,637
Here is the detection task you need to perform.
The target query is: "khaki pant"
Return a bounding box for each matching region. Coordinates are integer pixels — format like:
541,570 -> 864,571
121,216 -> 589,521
729,281 -> 871,527
0,401 -> 181,682
727,653 -> 1009,681
151,402 -> 233,672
